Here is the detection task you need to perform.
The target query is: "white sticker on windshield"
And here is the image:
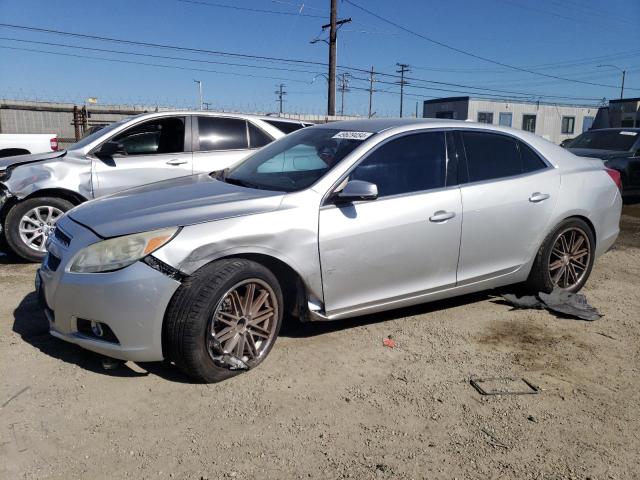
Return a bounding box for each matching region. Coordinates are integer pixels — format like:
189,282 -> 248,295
620,131 -> 638,136
332,131 -> 374,140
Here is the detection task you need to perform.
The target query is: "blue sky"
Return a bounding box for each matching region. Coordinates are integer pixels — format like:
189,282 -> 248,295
0,0 -> 639,116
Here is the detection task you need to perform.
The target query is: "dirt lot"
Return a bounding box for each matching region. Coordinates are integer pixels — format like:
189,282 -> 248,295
1,206 -> 640,480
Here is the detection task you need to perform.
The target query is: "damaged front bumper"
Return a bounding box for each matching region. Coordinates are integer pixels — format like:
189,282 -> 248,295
0,184 -> 10,235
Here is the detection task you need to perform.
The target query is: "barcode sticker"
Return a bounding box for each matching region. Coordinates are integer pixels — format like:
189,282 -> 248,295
332,131 -> 374,140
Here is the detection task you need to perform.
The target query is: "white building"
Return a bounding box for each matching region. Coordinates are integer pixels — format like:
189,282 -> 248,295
423,96 -> 601,144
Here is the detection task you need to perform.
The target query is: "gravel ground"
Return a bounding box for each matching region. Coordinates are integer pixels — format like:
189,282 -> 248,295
1,206 -> 639,480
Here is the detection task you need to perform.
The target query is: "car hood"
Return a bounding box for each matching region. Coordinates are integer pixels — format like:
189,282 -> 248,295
68,174 -> 285,238
567,148 -> 632,160
0,150 -> 67,171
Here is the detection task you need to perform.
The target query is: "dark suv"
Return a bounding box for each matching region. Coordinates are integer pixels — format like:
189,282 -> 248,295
567,128 -> 640,200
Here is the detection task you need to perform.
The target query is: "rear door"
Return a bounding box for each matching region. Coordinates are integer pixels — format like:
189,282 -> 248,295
454,130 -> 560,284
92,116 -> 192,197
318,131 -> 462,315
192,116 -> 259,173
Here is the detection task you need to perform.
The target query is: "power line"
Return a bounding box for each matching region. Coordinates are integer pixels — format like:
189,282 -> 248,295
0,24 -> 617,102
177,0 -> 326,18
0,36 -> 322,76
342,0 -> 639,92
0,45 -> 312,83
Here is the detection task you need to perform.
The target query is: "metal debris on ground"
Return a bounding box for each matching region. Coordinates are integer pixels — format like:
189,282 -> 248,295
500,287 -> 602,321
481,428 -> 509,449
470,376 -> 540,396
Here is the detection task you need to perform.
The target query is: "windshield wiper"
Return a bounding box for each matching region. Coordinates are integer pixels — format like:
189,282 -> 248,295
224,177 -> 263,190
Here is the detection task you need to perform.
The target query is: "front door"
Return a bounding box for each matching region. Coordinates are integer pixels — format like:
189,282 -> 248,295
319,131 -> 462,315
455,130 -> 561,284
92,116 -> 192,197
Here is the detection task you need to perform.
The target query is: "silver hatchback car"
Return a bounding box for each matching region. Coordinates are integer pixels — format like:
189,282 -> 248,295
0,112 -> 309,262
38,119 -> 622,382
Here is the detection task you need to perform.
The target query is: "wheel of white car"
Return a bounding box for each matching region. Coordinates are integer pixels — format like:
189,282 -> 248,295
4,197 -> 74,262
163,258 -> 283,383
526,217 -> 595,294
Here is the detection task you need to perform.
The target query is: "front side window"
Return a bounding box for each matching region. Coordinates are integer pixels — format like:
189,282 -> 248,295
499,112 -> 512,127
561,116 -> 575,134
226,128 -> 369,192
198,117 -> 248,151
349,132 -> 446,197
522,114 -> 537,133
112,117 -> 185,155
477,112 -> 494,124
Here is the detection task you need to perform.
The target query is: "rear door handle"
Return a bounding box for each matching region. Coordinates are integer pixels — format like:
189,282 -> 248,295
529,192 -> 550,203
429,210 -> 456,223
166,158 -> 188,166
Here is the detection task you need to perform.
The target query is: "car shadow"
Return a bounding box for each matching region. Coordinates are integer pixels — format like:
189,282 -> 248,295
12,291 -> 191,382
280,290 -> 494,338
13,288 -> 506,383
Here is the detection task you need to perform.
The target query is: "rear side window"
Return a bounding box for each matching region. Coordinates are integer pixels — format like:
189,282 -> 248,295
263,119 -> 306,134
461,131 -> 521,182
518,141 -> 547,173
197,117 -> 248,151
350,132 -> 446,197
460,131 -> 547,182
248,122 -> 273,148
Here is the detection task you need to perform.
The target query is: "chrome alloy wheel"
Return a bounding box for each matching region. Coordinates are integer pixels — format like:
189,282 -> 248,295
207,279 -> 279,366
18,206 -> 64,252
548,227 -> 591,290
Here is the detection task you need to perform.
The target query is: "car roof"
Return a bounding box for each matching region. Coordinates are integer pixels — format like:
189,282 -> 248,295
125,111 -> 305,124
582,128 -> 640,132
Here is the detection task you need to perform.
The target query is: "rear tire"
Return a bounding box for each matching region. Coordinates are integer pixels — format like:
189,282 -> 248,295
164,259 -> 283,383
526,218 -> 595,294
4,197 -> 73,263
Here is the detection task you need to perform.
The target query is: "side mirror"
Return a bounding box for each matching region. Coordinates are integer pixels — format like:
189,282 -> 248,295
336,180 -> 378,202
96,141 -> 126,157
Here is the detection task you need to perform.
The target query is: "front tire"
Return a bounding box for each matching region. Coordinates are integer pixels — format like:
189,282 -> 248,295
526,218 -> 595,294
4,197 -> 73,262
164,259 -> 283,383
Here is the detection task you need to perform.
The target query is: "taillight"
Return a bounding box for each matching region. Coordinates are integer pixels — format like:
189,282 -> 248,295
50,137 -> 58,151
605,167 -> 622,190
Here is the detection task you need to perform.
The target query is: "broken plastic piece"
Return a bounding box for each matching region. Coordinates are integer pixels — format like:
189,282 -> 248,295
500,287 -> 601,321
383,338 -> 396,348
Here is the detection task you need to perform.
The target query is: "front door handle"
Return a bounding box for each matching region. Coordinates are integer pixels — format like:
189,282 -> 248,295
529,192 -> 550,203
429,210 -> 456,223
166,158 -> 188,166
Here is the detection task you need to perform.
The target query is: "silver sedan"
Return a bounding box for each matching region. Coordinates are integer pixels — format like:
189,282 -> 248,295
38,119 -> 622,382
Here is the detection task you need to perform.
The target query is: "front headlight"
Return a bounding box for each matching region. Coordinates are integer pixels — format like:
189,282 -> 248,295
69,227 -> 179,273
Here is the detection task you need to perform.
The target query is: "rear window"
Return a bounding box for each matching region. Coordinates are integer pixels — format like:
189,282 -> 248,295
263,119 -> 306,134
568,130 -> 638,151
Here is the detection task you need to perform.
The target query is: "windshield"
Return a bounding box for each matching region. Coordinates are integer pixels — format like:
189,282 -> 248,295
226,128 -> 371,192
70,117 -> 132,150
568,130 -> 638,151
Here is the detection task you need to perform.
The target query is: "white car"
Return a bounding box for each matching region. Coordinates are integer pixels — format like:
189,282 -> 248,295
0,133 -> 59,157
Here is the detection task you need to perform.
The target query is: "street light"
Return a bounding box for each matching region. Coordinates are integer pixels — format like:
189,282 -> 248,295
193,79 -> 203,110
598,64 -> 626,99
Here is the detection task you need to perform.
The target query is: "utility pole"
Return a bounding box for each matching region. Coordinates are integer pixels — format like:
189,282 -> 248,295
275,83 -> 287,115
322,0 -> 351,117
396,63 -> 410,117
621,70 -> 626,99
368,66 -> 376,118
193,79 -> 203,110
338,73 -> 350,116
